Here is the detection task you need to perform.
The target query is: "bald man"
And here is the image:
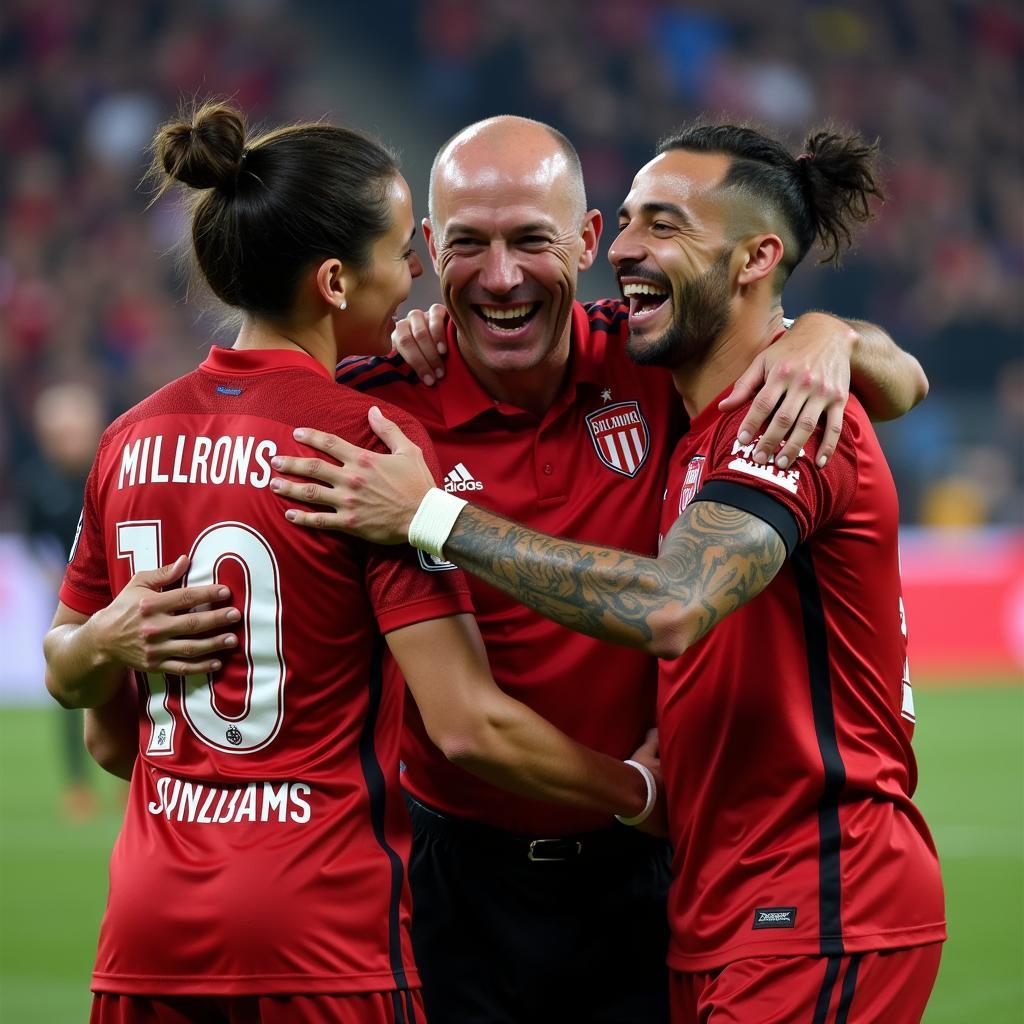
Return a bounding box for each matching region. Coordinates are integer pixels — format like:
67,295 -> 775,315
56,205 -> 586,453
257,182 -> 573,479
325,117 -> 928,1024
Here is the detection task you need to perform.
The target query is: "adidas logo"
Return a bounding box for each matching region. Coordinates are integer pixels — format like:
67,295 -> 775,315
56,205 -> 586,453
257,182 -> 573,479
444,463 -> 484,492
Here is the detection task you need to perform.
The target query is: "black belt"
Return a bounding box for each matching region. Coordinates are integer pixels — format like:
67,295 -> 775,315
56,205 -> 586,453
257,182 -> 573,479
405,793 -> 660,863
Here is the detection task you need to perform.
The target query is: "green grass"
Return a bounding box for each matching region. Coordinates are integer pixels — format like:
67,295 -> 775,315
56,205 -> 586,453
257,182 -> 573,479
1,684 -> 1021,1022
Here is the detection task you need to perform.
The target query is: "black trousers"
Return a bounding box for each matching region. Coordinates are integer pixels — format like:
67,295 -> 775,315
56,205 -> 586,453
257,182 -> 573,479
406,795 -> 672,1024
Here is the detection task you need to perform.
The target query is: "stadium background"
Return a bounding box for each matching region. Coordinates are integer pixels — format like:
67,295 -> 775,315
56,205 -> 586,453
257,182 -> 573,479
0,0 -> 1020,1020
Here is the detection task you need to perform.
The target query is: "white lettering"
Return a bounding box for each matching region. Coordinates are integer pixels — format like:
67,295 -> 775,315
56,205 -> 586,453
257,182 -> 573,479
177,781 -> 200,821
235,783 -> 257,822
172,434 -> 189,483
289,783 -> 311,824
262,781 -> 290,822
228,435 -> 255,485
119,439 -> 142,489
209,436 -> 232,485
148,775 -> 170,815
150,435 -> 169,483
250,440 -> 276,488
191,437 -> 212,484
145,774 -> 315,824
196,786 -> 217,824
139,436 -> 152,484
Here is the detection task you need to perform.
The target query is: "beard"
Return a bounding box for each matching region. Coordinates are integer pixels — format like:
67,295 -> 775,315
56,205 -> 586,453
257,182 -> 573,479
626,249 -> 732,370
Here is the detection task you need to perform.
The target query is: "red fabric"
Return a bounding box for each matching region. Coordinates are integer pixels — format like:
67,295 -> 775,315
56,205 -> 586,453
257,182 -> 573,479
339,300 -> 685,835
669,943 -> 942,1024
62,346 -> 471,995
659,393 -> 945,971
90,989 -> 427,1024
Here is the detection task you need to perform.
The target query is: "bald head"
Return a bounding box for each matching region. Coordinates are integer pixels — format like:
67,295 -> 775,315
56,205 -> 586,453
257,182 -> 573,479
428,116 -> 587,228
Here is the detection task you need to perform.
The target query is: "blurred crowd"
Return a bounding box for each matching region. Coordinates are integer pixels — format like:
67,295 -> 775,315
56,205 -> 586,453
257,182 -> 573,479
2,0 -> 1021,539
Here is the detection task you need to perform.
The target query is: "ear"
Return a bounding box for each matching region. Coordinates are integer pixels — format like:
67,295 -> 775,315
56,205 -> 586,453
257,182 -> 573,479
736,234 -> 784,287
578,208 -> 603,272
422,218 -> 440,275
314,258 -> 351,311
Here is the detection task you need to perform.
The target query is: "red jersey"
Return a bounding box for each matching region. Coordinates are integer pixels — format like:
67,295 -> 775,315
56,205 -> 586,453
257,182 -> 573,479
60,346 -> 473,996
338,300 -> 684,834
658,389 -> 946,971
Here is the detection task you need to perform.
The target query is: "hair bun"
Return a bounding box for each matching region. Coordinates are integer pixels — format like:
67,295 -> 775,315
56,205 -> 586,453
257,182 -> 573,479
154,102 -> 247,192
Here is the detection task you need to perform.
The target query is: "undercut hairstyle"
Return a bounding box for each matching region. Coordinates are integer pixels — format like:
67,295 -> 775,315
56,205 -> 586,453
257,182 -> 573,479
150,101 -> 399,319
658,122 -> 884,284
428,116 -> 588,225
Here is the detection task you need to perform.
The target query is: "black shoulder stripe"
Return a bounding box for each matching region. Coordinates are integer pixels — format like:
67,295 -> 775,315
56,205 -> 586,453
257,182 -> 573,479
690,479 -> 800,558
340,369 -> 421,393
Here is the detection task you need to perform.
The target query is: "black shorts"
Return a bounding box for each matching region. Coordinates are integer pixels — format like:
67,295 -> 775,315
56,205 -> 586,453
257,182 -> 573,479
406,794 -> 671,1024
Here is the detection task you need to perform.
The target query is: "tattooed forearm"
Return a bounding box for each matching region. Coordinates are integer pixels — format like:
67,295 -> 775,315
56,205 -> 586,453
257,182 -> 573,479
444,500 -> 787,658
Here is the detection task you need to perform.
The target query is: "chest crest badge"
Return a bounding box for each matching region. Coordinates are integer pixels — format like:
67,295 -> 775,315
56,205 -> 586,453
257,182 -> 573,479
585,400 -> 650,478
679,455 -> 706,512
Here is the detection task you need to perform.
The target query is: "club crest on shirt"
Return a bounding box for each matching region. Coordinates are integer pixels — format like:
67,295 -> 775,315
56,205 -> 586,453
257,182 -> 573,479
585,400 -> 650,478
679,456 -> 706,513
728,437 -> 803,495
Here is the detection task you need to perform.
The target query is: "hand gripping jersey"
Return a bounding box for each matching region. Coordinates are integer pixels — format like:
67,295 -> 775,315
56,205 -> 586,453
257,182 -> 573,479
338,300 -> 685,835
658,389 -> 946,971
60,347 -> 473,996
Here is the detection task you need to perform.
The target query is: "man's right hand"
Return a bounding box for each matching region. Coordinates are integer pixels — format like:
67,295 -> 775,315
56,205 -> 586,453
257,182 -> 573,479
391,303 -> 450,385
89,555 -> 240,676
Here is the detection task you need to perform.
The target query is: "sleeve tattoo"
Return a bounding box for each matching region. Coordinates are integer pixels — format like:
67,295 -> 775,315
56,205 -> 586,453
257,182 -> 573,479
443,500 -> 788,656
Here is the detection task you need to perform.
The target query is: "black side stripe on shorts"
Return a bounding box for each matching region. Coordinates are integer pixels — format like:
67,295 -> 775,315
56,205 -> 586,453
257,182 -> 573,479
793,546 -> 847,958
360,639 -> 412,993
812,955 -> 843,1024
835,954 -> 862,1024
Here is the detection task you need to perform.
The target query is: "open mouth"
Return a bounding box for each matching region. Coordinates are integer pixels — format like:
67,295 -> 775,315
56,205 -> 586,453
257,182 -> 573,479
622,282 -> 670,321
473,302 -> 542,333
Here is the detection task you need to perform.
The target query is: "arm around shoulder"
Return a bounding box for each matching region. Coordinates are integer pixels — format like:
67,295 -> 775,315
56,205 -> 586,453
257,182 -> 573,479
847,317 -> 929,420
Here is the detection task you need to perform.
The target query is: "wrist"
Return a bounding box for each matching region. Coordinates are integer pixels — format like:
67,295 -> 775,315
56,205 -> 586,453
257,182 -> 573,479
407,488 -> 467,558
615,759 -> 657,826
82,607 -> 121,671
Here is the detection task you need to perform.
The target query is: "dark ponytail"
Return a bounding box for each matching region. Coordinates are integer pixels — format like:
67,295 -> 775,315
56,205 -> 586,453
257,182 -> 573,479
149,100 -> 400,319
794,129 -> 884,266
658,121 -> 885,278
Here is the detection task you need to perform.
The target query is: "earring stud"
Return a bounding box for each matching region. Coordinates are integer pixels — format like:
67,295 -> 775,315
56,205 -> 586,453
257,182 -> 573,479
339,299 -> 347,311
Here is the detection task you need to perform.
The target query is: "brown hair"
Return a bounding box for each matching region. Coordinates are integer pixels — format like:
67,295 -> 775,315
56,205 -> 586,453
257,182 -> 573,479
150,101 -> 400,319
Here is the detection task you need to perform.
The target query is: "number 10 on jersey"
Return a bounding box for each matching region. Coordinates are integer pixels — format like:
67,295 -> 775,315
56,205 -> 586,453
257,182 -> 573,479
116,520 -> 287,756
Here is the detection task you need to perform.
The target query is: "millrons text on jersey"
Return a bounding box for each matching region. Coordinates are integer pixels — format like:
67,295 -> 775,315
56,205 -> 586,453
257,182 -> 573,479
147,773 -> 311,824
118,433 -> 278,490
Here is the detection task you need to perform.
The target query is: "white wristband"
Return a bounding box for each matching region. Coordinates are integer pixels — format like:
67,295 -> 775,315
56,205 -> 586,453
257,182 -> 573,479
407,488 -> 468,559
615,759 -> 657,826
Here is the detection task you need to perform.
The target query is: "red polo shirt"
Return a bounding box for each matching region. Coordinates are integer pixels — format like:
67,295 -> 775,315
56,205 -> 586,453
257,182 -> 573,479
338,300 -> 685,834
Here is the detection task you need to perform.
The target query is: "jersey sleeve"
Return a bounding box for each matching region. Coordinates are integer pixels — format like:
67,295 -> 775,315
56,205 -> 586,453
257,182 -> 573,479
691,402 -> 860,556
58,452 -> 113,615
359,405 -> 474,633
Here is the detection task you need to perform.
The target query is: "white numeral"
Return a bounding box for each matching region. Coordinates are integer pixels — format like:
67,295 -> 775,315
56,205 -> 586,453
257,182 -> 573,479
116,520 -> 287,756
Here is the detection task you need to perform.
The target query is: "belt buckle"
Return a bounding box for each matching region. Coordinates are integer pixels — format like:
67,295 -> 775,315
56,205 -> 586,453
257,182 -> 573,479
527,838 -> 582,862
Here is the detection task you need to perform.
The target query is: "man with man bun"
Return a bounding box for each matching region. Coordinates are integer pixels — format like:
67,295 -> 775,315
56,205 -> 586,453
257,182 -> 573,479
274,119 -> 938,1022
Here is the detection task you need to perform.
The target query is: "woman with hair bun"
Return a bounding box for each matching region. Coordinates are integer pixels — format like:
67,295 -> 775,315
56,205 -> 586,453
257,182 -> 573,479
43,102 -> 660,1024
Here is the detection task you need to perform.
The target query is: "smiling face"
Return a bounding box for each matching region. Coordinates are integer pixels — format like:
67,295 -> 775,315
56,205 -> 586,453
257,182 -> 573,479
340,174 -> 423,355
610,149 -> 738,370
424,120 -> 599,391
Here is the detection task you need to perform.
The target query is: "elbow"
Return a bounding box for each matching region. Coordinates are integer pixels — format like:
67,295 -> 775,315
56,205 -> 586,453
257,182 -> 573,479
45,670 -> 80,710
426,706 -> 506,771
913,365 -> 930,408
646,605 -> 699,660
